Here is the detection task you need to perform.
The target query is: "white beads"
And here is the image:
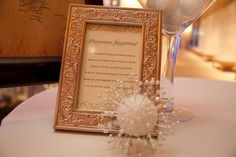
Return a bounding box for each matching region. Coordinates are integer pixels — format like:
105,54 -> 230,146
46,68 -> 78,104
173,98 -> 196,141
116,94 -> 158,137
97,77 -> 179,157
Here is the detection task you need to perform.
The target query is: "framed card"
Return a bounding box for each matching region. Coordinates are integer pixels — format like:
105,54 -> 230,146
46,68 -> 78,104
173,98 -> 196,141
54,4 -> 162,132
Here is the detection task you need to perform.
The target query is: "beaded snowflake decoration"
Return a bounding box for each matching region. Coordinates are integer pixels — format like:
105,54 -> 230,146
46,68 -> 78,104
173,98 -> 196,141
98,76 -> 179,156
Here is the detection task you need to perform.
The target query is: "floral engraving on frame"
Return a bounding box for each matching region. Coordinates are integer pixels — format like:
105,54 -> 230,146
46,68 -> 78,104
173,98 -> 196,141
87,23 -> 142,33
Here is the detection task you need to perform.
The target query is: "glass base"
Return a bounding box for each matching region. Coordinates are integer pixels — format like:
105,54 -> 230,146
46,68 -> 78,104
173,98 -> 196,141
170,107 -> 194,122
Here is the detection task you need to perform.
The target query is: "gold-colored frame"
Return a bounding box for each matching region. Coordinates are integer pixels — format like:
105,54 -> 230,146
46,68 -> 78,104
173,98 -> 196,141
54,4 -> 162,133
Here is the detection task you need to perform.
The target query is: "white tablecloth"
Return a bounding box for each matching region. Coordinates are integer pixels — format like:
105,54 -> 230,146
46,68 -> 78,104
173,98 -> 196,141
1,77 -> 236,157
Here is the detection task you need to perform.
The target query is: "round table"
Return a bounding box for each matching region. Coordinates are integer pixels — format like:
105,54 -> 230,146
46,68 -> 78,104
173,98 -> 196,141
1,77 -> 236,157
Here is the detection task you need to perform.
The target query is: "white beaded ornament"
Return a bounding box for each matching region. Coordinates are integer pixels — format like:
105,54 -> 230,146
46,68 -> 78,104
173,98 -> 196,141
117,94 -> 157,137
98,76 -> 179,156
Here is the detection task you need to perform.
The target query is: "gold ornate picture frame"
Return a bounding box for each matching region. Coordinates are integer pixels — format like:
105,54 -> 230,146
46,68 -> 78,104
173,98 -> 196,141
54,4 -> 162,133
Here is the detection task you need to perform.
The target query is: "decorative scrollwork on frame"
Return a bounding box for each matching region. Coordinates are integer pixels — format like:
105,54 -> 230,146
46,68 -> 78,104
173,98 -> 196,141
54,5 -> 162,132
87,23 -> 142,33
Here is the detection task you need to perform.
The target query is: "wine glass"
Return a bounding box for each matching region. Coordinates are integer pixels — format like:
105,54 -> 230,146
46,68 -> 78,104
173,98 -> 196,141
138,0 -> 216,121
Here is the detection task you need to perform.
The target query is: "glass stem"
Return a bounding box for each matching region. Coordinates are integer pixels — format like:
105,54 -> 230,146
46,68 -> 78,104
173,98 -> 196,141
165,32 -> 182,83
162,32 -> 182,111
